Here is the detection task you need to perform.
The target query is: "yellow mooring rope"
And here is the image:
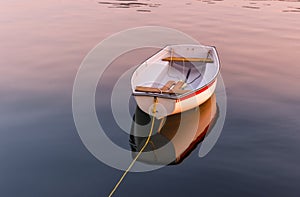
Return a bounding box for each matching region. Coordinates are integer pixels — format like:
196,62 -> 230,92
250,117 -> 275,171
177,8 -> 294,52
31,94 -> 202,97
108,97 -> 158,197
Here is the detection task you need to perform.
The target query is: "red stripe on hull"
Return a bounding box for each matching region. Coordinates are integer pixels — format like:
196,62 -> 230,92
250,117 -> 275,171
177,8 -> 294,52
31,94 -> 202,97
176,80 -> 216,102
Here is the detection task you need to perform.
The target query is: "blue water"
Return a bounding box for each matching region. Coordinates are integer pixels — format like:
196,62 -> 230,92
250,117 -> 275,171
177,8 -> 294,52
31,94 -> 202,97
1,0 -> 300,196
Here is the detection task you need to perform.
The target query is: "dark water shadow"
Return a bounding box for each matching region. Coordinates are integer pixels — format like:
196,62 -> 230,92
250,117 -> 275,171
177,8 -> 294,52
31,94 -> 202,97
130,94 -> 219,165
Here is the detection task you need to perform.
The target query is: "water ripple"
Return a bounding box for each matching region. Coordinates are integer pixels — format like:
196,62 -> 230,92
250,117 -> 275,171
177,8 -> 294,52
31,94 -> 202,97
244,0 -> 300,12
242,5 -> 260,9
196,0 -> 300,13
98,0 -> 161,12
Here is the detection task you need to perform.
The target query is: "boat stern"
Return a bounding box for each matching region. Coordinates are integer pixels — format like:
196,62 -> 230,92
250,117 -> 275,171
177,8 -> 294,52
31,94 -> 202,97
134,95 -> 176,119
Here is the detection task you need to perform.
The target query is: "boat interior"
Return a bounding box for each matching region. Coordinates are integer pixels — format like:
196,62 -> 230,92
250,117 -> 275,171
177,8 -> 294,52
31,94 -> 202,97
132,45 -> 219,98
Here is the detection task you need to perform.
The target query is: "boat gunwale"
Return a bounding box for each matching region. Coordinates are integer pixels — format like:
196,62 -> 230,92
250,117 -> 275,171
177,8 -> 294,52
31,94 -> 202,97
132,76 -> 218,100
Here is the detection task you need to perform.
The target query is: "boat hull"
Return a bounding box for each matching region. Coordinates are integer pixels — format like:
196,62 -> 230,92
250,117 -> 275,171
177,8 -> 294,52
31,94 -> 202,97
131,44 -> 220,118
134,79 -> 217,119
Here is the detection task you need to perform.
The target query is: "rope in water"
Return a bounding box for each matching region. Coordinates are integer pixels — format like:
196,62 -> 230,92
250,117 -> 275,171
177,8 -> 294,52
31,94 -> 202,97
108,97 -> 158,197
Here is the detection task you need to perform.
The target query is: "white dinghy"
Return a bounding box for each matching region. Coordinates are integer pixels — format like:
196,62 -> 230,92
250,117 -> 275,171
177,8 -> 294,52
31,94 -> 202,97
131,44 -> 220,119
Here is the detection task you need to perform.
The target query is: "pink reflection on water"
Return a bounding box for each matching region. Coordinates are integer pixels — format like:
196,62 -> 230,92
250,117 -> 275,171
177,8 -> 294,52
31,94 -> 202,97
0,0 -> 299,105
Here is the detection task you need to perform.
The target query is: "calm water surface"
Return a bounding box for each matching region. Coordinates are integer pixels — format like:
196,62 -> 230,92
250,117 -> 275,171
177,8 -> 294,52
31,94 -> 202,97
1,0 -> 300,196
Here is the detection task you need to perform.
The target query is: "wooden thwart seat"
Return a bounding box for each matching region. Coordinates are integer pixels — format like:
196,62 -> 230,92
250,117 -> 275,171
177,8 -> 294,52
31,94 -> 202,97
161,80 -> 176,91
162,57 -> 213,63
173,81 -> 185,90
135,80 -> 190,95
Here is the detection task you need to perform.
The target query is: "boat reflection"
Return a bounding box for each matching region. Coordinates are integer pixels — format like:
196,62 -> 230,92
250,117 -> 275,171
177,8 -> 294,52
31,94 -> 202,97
130,94 -> 218,165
